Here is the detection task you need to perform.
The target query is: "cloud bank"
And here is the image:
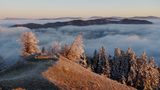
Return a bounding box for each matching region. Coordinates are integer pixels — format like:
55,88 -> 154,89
0,19 -> 160,66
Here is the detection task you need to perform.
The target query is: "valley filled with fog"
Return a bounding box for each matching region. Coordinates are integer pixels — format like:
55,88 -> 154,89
0,18 -> 160,66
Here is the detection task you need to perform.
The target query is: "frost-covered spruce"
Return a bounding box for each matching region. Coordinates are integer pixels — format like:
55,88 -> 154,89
20,32 -> 40,57
92,47 -> 110,77
92,49 -> 99,72
111,48 -> 138,84
100,47 -> 110,77
66,34 -> 87,67
66,34 -> 84,61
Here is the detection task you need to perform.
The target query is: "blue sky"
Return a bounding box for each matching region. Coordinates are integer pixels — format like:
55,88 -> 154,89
0,0 -> 159,18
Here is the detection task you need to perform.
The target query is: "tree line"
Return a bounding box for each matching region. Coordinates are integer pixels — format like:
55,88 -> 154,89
20,32 -> 160,90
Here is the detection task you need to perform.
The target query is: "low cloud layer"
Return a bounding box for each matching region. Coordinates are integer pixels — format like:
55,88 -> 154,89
0,19 -> 160,66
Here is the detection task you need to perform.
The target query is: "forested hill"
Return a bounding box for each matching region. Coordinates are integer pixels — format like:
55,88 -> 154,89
11,18 -> 153,29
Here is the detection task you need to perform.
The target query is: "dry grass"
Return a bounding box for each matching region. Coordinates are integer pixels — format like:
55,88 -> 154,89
43,56 -> 136,90
0,56 -> 136,90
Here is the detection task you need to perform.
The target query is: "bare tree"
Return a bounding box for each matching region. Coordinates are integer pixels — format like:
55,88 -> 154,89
20,32 -> 40,57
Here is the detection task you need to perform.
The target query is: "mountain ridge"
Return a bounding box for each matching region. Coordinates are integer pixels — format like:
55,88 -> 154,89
11,18 -> 153,29
43,56 -> 136,90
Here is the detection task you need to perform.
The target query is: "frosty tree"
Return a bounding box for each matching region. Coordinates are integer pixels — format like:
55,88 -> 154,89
141,51 -> 147,63
99,46 -> 110,77
20,32 -> 40,57
148,57 -> 156,68
114,48 -> 122,58
92,50 -> 99,72
89,47 -> 160,90
91,47 -> 110,77
63,34 -> 87,67
66,34 -> 85,62
52,42 -> 61,55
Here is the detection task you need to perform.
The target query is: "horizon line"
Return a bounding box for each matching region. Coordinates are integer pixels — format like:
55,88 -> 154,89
1,15 -> 160,20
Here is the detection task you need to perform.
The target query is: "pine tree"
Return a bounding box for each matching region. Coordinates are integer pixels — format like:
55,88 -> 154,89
65,34 -> 87,67
90,47 -> 160,90
127,48 -> 138,86
111,48 -> 138,85
100,47 -> 110,77
92,49 -> 99,72
111,48 -> 124,81
143,57 -> 159,90
114,48 -> 122,58
140,51 -> 147,64
148,57 -> 155,68
66,34 -> 85,62
20,32 -> 40,57
93,47 -> 110,77
126,48 -> 133,55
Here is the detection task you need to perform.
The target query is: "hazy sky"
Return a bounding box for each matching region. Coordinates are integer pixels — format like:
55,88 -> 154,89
0,0 -> 160,19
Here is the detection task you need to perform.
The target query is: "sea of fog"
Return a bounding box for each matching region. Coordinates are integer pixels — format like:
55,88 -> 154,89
0,19 -> 160,66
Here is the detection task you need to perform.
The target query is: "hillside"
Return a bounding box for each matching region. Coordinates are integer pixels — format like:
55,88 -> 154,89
43,56 -> 136,90
11,18 -> 152,29
0,56 -> 136,90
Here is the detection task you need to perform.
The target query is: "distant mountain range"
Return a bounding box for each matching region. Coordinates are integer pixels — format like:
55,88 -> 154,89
2,17 -> 82,20
3,18 -> 31,20
11,18 -> 153,29
2,16 -> 160,20
131,16 -> 160,19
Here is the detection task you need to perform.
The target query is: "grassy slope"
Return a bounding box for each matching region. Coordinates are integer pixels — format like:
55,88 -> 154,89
0,56 -> 136,90
43,56 -> 136,90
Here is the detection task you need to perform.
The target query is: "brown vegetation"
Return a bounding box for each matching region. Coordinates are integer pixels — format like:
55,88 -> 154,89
42,56 -> 135,90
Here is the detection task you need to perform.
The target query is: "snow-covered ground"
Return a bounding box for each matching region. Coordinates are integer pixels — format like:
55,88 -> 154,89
0,18 -> 160,66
